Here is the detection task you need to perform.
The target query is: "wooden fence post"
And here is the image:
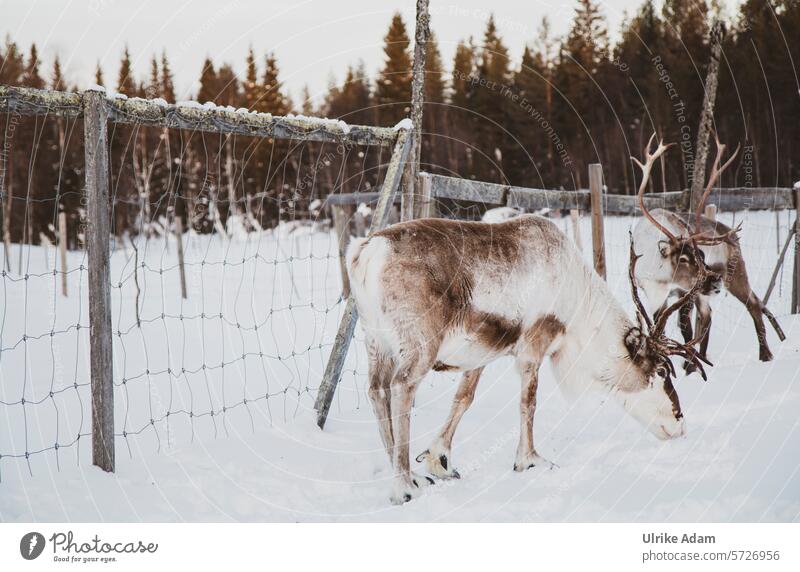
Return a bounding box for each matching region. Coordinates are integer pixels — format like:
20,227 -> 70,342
569,208 -> 582,252
415,171 -> 434,218
315,129 -> 412,429
175,216 -> 187,300
332,205 -> 352,298
58,211 -> 68,297
792,187 -> 800,314
84,88 -> 114,472
589,163 -> 606,280
704,203 -> 717,221
400,0 -> 430,222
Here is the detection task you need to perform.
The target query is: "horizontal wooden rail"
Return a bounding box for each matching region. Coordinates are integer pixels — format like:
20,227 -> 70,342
0,85 -> 397,146
424,173 -> 796,214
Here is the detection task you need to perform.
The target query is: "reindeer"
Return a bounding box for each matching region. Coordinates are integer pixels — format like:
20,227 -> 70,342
632,134 -> 785,368
346,143 -> 710,504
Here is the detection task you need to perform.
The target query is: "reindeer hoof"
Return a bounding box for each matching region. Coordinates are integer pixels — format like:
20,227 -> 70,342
416,449 -> 461,480
514,455 -> 557,472
390,492 -> 412,506
759,349 -> 773,362
412,474 -> 435,488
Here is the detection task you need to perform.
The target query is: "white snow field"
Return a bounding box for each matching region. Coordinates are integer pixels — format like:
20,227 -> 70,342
1,211 -> 799,522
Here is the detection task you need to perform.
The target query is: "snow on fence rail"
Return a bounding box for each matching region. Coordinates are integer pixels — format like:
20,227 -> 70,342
0,84 -> 410,478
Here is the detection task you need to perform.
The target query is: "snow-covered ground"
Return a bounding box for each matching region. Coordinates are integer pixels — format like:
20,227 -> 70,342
1,210 -> 799,522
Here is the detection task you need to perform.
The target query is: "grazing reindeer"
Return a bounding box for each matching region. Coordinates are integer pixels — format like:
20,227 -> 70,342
347,156 -> 709,504
632,134 -> 785,367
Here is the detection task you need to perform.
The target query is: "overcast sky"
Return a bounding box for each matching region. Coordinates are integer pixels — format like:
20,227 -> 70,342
1,0 -> 740,107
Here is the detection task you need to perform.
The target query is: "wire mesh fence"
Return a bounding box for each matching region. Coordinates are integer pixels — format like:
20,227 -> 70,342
0,86 -> 797,481
0,87 -> 400,480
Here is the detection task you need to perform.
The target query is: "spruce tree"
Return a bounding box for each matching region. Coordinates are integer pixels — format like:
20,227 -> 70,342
375,13 -> 412,126
117,47 -> 136,96
23,44 -> 45,88
196,58 -> 218,103
261,53 -> 288,115
94,61 -> 104,86
472,15 -> 512,182
160,51 -> 176,102
51,56 -> 65,91
243,47 -> 260,111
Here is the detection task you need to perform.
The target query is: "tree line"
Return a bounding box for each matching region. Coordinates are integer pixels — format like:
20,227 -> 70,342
0,0 -> 798,247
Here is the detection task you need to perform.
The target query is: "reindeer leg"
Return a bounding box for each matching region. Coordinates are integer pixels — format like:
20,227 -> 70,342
677,301 -> 695,373
388,357 -> 431,505
367,343 -> 396,464
695,295 -> 713,361
728,276 -> 773,361
513,357 -> 553,471
417,367 -> 484,480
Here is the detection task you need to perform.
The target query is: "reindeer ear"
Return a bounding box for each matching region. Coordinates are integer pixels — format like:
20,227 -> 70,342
624,327 -> 647,360
657,240 -> 671,258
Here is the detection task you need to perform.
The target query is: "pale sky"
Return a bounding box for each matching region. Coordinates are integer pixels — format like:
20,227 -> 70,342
0,0 -> 741,107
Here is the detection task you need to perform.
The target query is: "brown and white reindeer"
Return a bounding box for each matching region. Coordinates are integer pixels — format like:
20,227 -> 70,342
631,134 -> 785,368
346,140 -> 710,504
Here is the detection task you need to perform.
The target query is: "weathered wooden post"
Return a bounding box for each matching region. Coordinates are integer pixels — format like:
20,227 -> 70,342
704,203 -> 717,221
589,163 -> 606,280
792,187 -> 800,314
401,0 -> 430,222
58,210 -> 68,297
691,19 -> 724,213
315,129 -> 412,429
84,88 -> 115,472
331,205 -> 352,298
417,171 -> 434,218
175,215 -> 187,300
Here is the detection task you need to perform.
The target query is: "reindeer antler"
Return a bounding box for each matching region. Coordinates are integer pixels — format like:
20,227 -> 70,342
691,131 -> 741,245
628,235 -> 718,380
632,133 -> 677,241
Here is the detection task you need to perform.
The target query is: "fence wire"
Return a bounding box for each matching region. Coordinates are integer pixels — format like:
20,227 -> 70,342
0,107 -> 390,479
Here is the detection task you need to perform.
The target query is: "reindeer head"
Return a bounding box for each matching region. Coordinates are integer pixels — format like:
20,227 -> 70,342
614,237 -> 720,439
610,133 -> 735,440
635,133 -> 739,297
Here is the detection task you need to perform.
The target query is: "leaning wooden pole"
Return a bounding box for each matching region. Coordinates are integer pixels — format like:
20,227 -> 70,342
589,163 -> 606,280
691,19 -> 725,213
402,0 -> 430,222
315,129 -> 413,429
84,88 -> 115,472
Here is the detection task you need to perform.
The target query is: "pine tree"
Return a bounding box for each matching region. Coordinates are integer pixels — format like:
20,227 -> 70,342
146,55 -> 160,99
160,51 -> 175,102
375,13 -> 412,125
23,44 -> 45,88
424,31 -> 446,104
261,53 -> 288,114
94,61 -> 104,86
450,39 -> 475,111
196,57 -> 218,103
472,15 -> 512,182
51,56 -> 65,91
565,0 -> 609,74
242,47 -> 260,111
449,39 -> 476,176
117,46 -> 136,96
420,31 -> 446,173
215,63 -> 238,106
299,85 -> 314,115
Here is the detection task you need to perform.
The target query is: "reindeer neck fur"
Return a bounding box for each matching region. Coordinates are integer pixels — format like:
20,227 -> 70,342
548,244 -> 639,397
